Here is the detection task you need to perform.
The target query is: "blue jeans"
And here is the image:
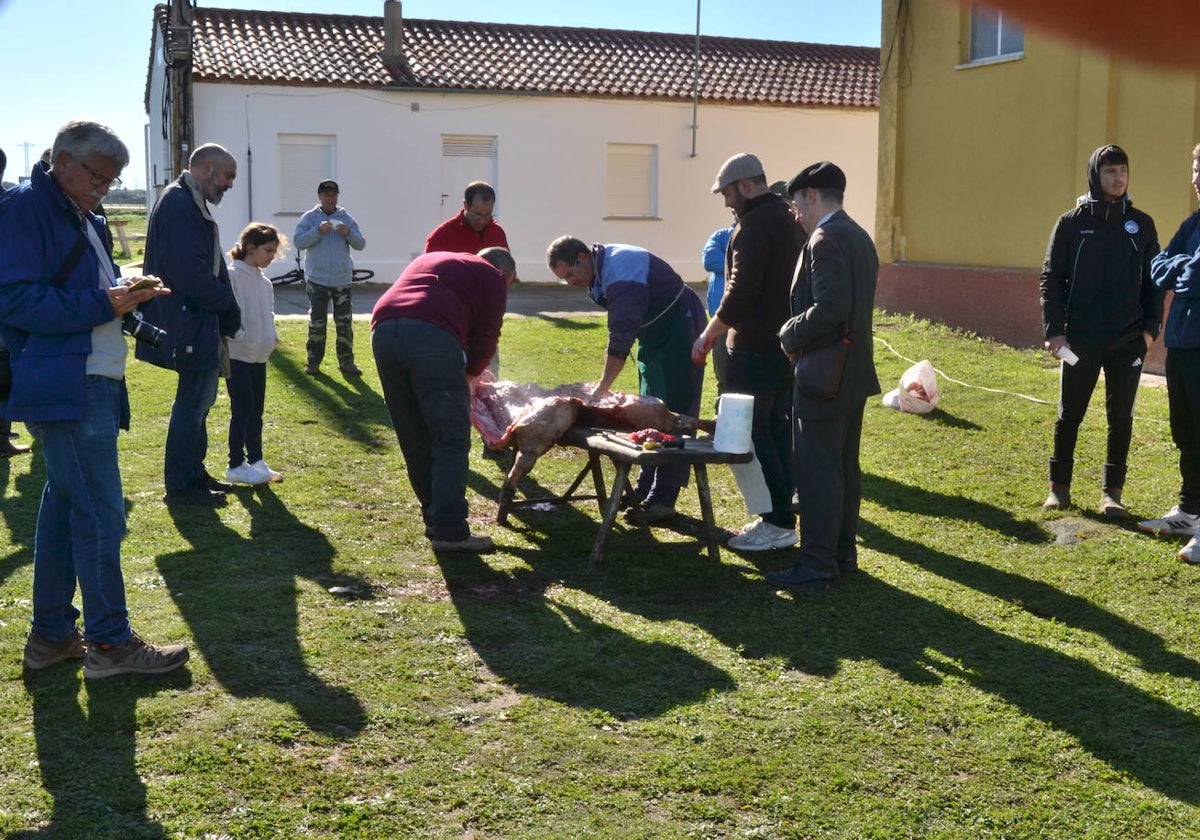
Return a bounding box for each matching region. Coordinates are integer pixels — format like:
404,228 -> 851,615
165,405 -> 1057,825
165,367 -> 219,494
372,319 -> 471,542
27,376 -> 131,646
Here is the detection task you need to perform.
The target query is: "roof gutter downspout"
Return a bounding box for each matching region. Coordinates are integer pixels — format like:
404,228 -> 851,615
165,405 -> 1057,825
690,0 -> 701,158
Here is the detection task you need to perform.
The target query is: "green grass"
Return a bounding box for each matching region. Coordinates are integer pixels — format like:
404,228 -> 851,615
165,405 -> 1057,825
2,312 -> 1200,838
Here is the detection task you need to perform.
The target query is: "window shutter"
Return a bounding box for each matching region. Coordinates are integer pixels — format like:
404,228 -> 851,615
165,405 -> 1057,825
278,134 -> 335,213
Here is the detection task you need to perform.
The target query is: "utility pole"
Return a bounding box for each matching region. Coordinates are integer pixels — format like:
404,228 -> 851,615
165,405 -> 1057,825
18,141 -> 36,174
165,0 -> 196,179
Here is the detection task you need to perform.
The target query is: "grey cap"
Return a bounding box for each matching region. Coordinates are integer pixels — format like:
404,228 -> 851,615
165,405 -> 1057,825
711,153 -> 765,193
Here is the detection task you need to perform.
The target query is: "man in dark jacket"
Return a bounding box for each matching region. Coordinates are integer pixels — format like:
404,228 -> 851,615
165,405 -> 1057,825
0,120 -> 188,677
139,143 -> 242,506
772,162 -> 880,589
1040,144 -> 1161,518
1140,144 -> 1200,559
693,153 -> 805,550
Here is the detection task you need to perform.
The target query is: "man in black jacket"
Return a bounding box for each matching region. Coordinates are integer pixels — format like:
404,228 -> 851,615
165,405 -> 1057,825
1039,144 -> 1161,518
693,153 -> 805,551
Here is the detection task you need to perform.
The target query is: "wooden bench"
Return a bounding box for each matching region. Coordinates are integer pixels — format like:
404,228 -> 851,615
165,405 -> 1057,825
108,219 -> 146,258
497,426 -> 752,568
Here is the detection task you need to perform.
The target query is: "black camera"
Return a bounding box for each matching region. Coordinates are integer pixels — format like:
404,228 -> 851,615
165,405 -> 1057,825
122,310 -> 166,347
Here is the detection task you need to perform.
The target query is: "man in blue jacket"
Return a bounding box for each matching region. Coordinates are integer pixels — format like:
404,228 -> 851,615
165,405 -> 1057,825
138,143 -> 242,506
0,120 -> 189,677
1140,144 -> 1200,560
294,180 -> 367,376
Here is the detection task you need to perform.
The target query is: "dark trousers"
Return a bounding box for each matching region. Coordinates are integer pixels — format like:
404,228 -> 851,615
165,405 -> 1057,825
372,318 -> 471,542
794,401 -> 866,577
1049,339 -> 1145,489
226,360 -> 267,468
1167,347 -> 1200,513
726,348 -> 795,529
306,282 -> 355,367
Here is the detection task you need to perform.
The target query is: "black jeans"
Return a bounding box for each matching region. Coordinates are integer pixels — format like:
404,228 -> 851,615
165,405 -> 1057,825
1167,347 -> 1200,513
1049,338 -> 1145,489
226,359 -> 267,468
372,318 -> 472,542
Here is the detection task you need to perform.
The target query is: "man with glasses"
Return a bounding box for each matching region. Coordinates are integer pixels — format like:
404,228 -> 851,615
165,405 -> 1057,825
138,143 -> 242,506
0,120 -> 189,676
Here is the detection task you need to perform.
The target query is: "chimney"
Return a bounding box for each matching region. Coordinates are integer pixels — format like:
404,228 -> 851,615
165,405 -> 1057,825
384,0 -> 403,60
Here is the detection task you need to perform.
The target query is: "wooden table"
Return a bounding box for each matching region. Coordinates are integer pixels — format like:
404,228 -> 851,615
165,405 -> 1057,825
497,426 -> 752,569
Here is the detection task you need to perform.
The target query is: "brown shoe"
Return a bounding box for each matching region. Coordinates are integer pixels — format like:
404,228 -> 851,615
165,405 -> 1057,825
1043,483 -> 1071,510
83,631 -> 189,679
340,363 -> 363,376
431,533 -> 494,553
304,363 -> 320,376
23,628 -> 86,670
1100,488 -> 1131,519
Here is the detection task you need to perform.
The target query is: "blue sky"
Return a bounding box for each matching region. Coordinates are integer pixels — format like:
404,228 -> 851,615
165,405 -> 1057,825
0,0 -> 882,189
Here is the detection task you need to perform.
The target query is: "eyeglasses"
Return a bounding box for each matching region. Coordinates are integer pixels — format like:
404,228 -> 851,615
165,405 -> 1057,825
78,160 -> 122,190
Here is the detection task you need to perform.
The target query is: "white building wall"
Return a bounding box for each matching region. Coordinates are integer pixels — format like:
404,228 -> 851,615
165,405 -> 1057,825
186,83 -> 878,283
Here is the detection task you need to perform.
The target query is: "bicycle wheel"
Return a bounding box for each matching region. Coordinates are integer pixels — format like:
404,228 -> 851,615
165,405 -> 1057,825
352,268 -> 375,282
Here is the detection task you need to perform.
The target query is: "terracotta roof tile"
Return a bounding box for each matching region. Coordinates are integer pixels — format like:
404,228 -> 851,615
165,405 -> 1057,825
174,6 -> 878,108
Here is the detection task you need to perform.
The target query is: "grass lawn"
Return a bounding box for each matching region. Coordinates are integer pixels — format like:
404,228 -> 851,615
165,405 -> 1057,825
2,312 -> 1200,838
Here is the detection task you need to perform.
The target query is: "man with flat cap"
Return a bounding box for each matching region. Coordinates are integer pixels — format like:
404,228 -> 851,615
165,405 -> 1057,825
693,153 -> 805,551
772,161 -> 880,590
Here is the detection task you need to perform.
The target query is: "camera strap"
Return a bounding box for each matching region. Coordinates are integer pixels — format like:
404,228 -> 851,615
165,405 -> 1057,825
48,229 -> 88,290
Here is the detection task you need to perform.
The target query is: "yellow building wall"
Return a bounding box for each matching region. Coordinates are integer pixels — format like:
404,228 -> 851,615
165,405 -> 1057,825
877,0 -> 1200,270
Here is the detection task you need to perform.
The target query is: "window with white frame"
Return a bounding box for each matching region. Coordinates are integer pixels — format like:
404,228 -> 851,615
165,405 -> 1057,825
968,4 -> 1023,63
606,143 -> 658,218
278,134 -> 335,213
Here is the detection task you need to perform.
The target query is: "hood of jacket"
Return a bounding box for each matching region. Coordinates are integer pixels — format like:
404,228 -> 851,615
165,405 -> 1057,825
1078,143 -> 1131,218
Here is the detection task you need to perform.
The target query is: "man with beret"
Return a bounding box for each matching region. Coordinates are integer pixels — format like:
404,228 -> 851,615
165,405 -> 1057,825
692,153 -> 805,550
772,162 -> 880,589
294,180 -> 367,376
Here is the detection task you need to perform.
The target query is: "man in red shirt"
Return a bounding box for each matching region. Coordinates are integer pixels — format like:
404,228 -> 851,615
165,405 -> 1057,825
371,248 -> 515,553
424,181 -> 510,254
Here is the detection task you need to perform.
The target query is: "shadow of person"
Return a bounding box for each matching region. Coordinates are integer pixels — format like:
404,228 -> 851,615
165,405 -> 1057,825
15,666 -> 191,839
157,493 -> 367,739
0,447 -> 44,590
435,550 -> 735,718
863,471 -> 1049,545
269,354 -> 390,451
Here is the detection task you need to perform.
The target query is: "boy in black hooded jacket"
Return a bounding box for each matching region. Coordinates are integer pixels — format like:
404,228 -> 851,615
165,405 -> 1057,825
1039,144 -> 1162,517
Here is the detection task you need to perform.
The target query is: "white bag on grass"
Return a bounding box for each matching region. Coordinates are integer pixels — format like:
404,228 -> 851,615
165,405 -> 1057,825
882,359 -> 939,414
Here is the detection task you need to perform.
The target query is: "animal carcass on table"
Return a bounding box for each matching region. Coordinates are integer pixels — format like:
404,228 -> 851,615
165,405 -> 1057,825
470,374 -> 713,512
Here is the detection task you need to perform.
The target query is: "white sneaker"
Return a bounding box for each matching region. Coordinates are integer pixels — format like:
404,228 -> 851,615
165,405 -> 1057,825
1138,505 -> 1200,537
225,461 -> 269,486
1180,536 -> 1200,564
248,459 -> 283,483
728,519 -> 798,551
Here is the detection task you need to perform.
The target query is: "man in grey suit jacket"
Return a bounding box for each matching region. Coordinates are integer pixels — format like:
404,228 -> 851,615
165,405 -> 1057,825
774,162 -> 880,589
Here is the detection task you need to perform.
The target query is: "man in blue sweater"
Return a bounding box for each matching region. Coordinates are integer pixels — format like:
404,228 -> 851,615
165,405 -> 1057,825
1141,144 -> 1200,560
0,120 -> 188,677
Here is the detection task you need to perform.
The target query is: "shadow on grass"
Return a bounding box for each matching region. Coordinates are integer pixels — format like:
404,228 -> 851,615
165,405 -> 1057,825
863,471 -> 1049,544
16,665 -> 191,839
855,518 -> 1200,803
0,450 -> 44,590
919,407 -> 983,431
435,549 -> 736,718
157,490 -> 367,739
270,353 -> 389,449
529,314 -> 604,331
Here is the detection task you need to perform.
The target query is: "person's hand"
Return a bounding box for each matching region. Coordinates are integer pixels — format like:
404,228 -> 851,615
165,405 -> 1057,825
107,282 -> 169,317
691,332 -> 715,366
590,383 -> 611,399
319,220 -> 334,234
1044,335 -> 1067,357
335,223 -> 350,236
1144,331 -> 1155,350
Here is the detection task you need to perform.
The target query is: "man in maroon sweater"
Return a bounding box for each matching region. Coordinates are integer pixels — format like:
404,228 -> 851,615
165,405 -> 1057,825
371,248 -> 514,553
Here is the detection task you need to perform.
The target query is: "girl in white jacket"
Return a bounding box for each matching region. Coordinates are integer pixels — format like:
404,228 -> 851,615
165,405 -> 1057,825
225,223 -> 284,485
